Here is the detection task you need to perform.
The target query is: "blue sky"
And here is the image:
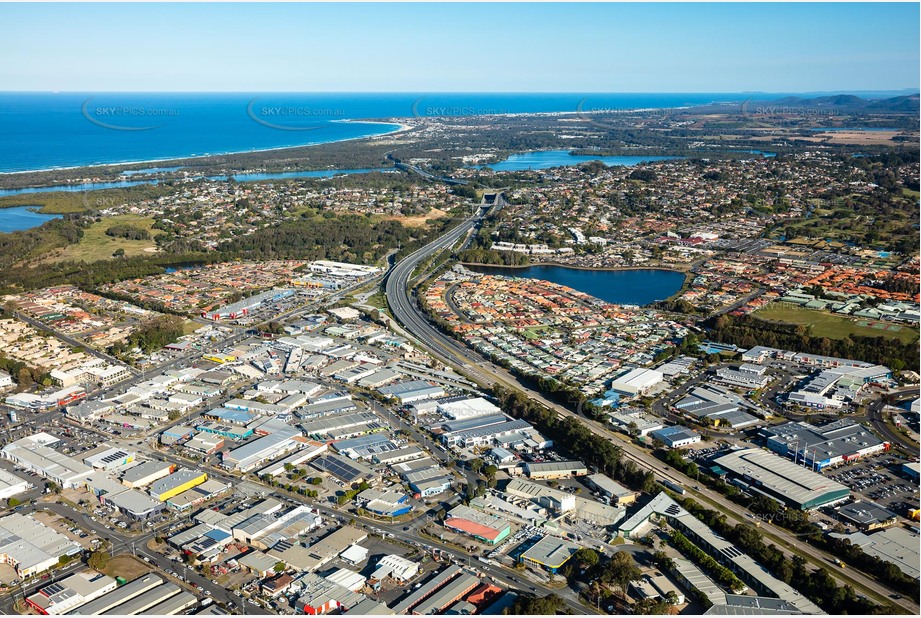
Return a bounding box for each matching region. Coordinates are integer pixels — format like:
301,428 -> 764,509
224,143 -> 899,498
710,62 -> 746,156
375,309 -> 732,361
2,2 -> 918,92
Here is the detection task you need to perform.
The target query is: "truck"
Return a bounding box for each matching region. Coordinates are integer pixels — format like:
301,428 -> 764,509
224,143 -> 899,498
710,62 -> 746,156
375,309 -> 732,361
657,478 -> 686,496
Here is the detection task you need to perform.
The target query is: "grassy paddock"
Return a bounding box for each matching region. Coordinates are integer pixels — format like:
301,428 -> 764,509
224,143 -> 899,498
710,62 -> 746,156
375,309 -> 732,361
48,214 -> 162,263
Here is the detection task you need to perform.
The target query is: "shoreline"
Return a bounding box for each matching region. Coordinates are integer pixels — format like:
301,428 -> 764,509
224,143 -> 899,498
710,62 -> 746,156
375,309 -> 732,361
460,261 -> 691,308
0,120 -> 410,179
461,261 -> 689,274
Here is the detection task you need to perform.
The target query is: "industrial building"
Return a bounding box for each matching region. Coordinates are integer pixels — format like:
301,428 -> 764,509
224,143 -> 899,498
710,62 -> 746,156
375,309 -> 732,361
332,434 -> 397,460
713,364 -> 771,389
444,505 -> 511,545
294,572 -> 366,615
257,441 -> 328,477
439,415 -> 534,449
649,425 -> 701,449
299,411 -> 375,439
166,479 -> 232,511
903,461 -> 920,483
674,385 -> 762,429
505,478 -> 625,526
109,582 -> 184,615
608,367 -> 663,397
829,527 -> 919,580
372,445 -> 424,465
26,570 -> 117,615
103,486 -> 166,520
762,420 -> 889,470
370,554 -> 420,583
144,591 -> 198,615
436,396 -> 502,420
378,380 -> 446,404
392,566 -> 470,615
119,460 -> 174,488
712,448 -> 850,510
202,288 -> 295,321
787,364 -> 891,410
524,460 -> 588,480
618,493 -> 822,614
0,514 -> 82,578
607,409 -> 665,437
355,488 -> 412,517
836,501 -> 898,531
410,572 -> 479,615
0,469 -> 30,501
1,433 -> 93,489
159,425 -> 195,445
311,453 -> 375,484
519,535 -> 581,573
409,474 -> 454,498
221,429 -> 303,473
83,447 -> 135,472
586,473 -> 638,506
307,260 -> 381,278
270,526 -> 368,573
66,574 -> 165,615
184,433 -> 225,455
148,468 -> 208,502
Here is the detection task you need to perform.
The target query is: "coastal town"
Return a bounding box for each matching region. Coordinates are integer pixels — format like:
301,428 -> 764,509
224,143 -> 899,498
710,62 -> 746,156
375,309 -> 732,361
0,136 -> 917,617
0,29 -> 917,616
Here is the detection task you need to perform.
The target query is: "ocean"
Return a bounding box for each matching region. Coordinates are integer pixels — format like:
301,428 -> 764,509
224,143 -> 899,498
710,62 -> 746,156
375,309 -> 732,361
0,92 -> 761,174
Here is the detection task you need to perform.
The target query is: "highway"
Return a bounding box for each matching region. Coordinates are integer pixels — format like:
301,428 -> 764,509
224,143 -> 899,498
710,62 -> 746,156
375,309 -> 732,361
867,387 -> 920,452
382,207 -> 919,613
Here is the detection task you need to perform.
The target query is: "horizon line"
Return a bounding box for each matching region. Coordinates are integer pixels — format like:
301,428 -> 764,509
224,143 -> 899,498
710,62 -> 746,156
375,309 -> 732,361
0,89 -> 918,95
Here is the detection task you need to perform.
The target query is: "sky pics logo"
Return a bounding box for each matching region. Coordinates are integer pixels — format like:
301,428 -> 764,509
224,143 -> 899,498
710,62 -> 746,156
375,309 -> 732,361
740,98 -> 840,118
81,97 -> 180,131
575,97 -> 675,131
246,97 -> 345,131
411,97 -> 510,119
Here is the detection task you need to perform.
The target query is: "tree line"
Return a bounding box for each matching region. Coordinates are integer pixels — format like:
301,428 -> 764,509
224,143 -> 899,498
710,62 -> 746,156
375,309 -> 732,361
706,313 -> 919,371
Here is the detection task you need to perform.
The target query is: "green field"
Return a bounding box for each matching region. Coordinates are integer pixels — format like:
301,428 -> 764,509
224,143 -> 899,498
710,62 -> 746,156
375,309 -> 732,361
49,214 -> 162,263
754,303 -> 919,344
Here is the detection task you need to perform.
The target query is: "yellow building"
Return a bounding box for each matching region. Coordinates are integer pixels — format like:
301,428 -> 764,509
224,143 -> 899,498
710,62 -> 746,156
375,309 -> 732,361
149,469 -> 207,502
202,354 -> 236,364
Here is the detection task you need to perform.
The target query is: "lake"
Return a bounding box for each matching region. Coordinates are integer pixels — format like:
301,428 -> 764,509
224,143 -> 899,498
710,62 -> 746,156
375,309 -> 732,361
465,264 -> 686,306
0,206 -> 62,233
478,150 -> 683,172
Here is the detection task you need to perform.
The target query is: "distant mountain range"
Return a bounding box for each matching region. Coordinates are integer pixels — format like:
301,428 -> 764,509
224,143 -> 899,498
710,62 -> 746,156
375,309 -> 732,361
751,93 -> 919,112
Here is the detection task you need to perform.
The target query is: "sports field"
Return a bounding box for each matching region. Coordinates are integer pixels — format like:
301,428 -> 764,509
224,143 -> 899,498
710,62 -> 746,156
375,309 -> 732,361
754,303 -> 919,344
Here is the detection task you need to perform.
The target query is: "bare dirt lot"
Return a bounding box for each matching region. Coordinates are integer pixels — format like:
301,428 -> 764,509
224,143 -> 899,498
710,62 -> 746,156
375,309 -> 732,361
101,554 -> 150,581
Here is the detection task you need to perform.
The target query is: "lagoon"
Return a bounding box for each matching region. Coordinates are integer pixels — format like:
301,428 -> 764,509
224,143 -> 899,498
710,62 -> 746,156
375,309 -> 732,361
0,168 -> 387,198
0,206 -> 62,233
479,150 -> 683,172
465,264 -> 686,306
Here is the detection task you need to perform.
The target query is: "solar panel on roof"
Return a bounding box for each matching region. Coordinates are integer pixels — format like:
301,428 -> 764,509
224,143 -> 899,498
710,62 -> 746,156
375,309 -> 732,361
312,455 -> 365,482
722,546 -> 743,558
44,583 -> 65,595
274,539 -> 294,552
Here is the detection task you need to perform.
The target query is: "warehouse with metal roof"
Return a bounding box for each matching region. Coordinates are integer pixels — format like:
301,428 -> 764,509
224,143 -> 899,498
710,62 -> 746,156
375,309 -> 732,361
67,574 -> 164,615
713,448 -> 850,510
444,505 -> 511,545
520,535 -> 581,573
762,420 -> 889,470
